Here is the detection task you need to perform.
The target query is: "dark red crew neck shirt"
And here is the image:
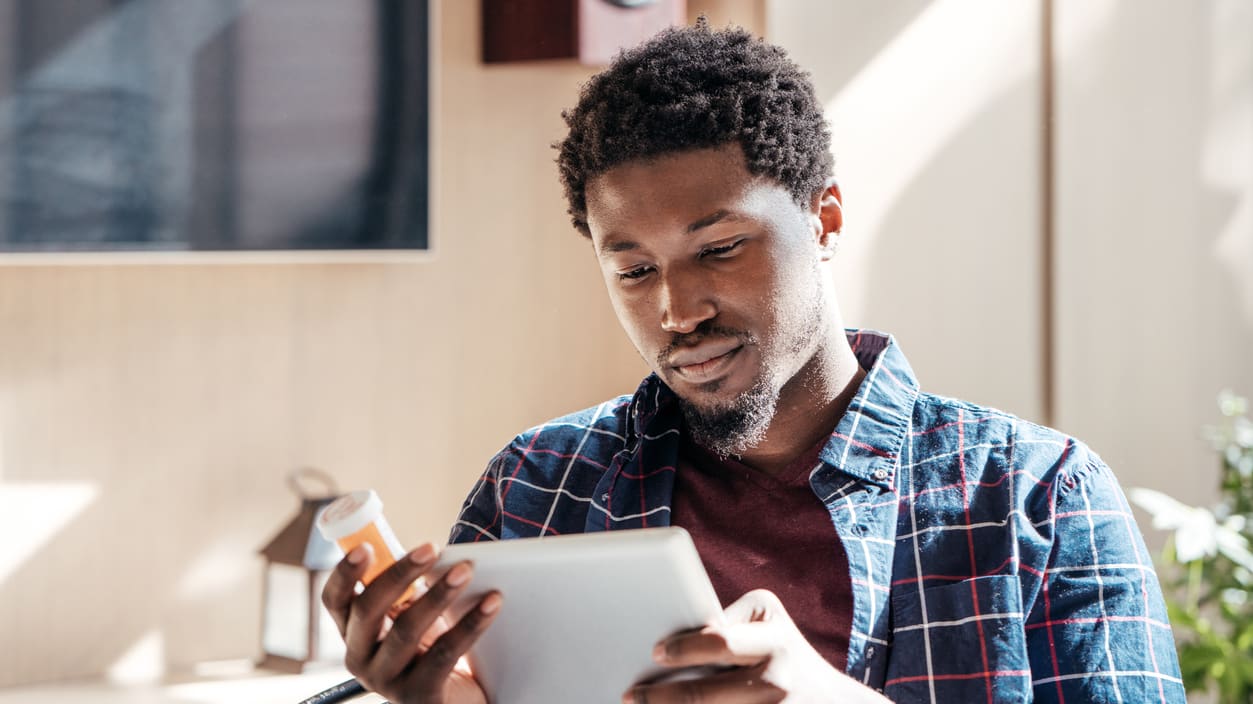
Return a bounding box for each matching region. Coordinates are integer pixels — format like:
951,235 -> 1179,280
670,434 -> 854,672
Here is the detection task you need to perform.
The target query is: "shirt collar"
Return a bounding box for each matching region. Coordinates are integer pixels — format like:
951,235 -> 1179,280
816,329 -> 919,492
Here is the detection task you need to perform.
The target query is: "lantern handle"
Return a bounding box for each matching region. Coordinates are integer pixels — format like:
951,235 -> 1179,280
287,466 -> 340,500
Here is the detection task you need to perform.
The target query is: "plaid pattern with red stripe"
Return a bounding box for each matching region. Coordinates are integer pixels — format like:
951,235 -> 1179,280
449,330 -> 1184,702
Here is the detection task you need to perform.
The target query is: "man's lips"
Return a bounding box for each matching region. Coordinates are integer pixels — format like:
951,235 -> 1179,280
668,340 -> 743,382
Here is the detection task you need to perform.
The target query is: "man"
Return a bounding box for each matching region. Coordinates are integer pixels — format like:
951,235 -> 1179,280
323,22 -> 1185,703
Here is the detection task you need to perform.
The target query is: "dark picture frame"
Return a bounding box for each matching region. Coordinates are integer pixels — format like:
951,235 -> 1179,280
0,0 -> 430,254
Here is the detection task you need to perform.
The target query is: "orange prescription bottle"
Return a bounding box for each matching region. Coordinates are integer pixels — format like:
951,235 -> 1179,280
317,489 -> 417,605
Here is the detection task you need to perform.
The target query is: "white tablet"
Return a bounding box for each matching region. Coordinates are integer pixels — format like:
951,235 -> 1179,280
431,527 -> 724,704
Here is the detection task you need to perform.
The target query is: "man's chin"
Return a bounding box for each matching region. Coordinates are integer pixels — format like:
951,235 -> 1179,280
675,380 -> 779,458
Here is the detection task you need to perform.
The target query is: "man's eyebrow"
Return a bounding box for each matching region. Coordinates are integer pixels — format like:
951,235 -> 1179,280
598,210 -> 747,255
686,209 -> 747,233
600,237 -> 638,254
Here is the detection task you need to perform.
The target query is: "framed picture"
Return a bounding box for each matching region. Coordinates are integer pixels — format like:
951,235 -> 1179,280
0,0 -> 430,258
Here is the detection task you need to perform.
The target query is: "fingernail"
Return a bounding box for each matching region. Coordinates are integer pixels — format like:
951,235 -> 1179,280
446,562 -> 472,587
409,542 -> 437,564
652,642 -> 667,663
346,544 -> 371,564
480,592 -> 502,615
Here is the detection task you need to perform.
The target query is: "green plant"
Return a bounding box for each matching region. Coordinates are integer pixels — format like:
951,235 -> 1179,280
1130,390 -> 1253,703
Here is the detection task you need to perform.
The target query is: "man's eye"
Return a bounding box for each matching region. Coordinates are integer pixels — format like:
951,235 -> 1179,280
617,266 -> 653,281
700,240 -> 743,258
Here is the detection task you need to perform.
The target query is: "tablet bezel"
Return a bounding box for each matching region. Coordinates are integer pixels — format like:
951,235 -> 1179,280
430,527 -> 723,704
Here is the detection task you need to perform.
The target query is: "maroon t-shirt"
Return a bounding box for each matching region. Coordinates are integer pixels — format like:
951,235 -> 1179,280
670,434 -> 854,671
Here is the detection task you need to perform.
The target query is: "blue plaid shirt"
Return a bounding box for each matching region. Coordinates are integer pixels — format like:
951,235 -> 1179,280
449,330 -> 1185,703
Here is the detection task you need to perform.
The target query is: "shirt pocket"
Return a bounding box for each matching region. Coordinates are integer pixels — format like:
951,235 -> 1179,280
884,575 -> 1031,703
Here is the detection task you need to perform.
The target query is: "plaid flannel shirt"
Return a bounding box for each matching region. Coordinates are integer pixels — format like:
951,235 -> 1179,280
449,329 -> 1185,703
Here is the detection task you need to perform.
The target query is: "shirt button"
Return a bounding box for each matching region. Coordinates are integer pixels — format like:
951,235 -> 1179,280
867,646 -> 876,658
873,469 -> 889,480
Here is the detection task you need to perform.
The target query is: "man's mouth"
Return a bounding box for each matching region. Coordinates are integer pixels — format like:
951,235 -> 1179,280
668,342 -> 743,382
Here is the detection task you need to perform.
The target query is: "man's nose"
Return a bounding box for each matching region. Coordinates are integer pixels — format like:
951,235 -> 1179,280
658,272 -> 716,334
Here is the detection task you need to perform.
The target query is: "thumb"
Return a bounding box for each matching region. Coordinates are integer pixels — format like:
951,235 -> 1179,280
723,589 -> 792,626
705,589 -> 797,660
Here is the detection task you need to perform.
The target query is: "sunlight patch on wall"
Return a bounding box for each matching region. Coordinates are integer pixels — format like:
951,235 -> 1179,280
1205,0 -> 1253,320
106,629 -> 166,686
174,535 -> 255,601
0,481 -> 99,584
1053,0 -> 1119,65
821,0 -> 1042,321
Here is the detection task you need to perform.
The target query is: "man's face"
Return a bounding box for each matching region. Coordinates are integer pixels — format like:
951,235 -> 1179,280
585,144 -> 834,456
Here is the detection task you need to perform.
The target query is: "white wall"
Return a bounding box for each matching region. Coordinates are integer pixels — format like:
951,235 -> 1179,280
1054,0 -> 1253,508
769,0 -> 1047,422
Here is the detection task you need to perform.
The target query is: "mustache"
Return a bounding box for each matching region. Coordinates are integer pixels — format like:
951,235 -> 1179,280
656,321 -> 757,367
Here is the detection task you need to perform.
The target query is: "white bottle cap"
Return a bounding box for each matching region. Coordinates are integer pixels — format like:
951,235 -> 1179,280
317,489 -> 383,541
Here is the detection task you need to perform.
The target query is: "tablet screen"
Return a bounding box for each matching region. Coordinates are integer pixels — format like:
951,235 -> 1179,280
433,527 -> 723,704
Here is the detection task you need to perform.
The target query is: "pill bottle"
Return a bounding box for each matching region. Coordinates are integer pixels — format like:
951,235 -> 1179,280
317,489 -> 416,604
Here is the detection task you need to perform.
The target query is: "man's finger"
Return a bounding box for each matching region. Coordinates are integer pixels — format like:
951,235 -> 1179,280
322,543 -> 374,637
626,662 -> 782,704
654,627 -> 768,668
403,591 -> 504,693
649,588 -> 792,667
369,560 -> 476,681
344,543 -> 439,662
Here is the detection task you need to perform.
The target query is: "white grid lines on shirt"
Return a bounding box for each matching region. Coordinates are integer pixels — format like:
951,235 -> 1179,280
1032,671 -> 1184,686
497,475 -> 598,503
1006,420 -> 1023,576
895,611 -> 1025,632
589,501 -> 672,523
540,402 -> 608,534
1079,479 -> 1125,703
838,356 -> 885,469
526,421 -> 626,442
452,520 -> 499,541
820,478 -> 862,504
840,477 -> 882,674
1113,471 -> 1169,699
905,413 -> 940,704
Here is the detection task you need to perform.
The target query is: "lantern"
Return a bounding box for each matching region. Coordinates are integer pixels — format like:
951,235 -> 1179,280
258,468 -> 345,672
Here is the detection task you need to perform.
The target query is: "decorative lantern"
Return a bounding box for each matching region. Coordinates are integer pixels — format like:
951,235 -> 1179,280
258,468 -> 345,672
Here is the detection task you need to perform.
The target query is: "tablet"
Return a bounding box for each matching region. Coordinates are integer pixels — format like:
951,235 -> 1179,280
431,527 -> 723,704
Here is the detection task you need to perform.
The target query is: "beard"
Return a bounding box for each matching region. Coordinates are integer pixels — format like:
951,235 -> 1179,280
680,375 -> 779,459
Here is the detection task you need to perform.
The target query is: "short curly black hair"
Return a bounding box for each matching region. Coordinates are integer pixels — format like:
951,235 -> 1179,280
556,21 -> 833,236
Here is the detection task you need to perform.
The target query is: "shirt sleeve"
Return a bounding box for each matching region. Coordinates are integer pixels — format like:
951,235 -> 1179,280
446,449 -> 507,544
1025,456 -> 1186,703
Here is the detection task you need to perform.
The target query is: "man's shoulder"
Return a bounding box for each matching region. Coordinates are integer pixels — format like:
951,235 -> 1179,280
452,394 -> 642,542
911,391 -> 1105,479
491,393 -> 637,470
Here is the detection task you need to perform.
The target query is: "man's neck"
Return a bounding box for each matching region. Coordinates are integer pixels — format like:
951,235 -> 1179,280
737,335 -> 866,476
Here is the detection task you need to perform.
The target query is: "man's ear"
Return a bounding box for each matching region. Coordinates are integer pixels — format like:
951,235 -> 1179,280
810,179 -> 843,259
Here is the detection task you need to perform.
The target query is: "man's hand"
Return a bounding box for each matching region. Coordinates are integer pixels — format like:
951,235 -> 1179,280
624,589 -> 890,704
321,542 -> 503,704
